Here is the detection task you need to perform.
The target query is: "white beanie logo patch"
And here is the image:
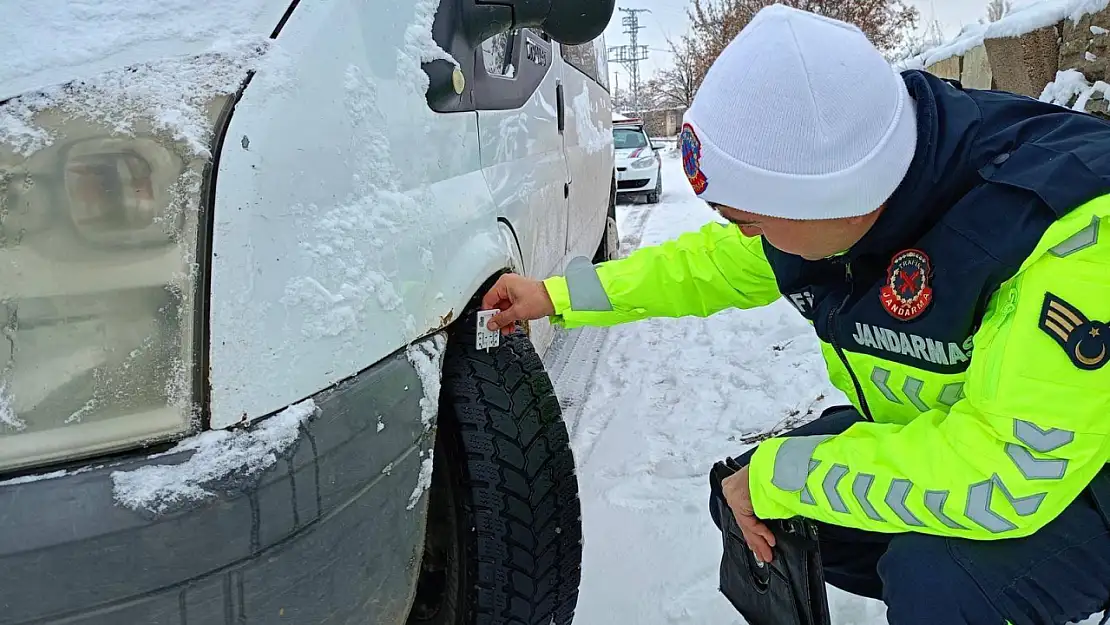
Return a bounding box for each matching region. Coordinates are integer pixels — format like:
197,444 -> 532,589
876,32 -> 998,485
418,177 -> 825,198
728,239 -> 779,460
679,123 -> 709,195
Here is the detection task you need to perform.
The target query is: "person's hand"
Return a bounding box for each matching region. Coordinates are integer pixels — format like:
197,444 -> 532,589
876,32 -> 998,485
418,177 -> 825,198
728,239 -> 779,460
481,274 -> 556,335
722,465 -> 777,563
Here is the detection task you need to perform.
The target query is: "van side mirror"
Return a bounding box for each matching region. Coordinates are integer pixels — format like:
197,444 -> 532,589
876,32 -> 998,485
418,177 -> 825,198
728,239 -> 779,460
502,0 -> 617,45
424,0 -> 616,111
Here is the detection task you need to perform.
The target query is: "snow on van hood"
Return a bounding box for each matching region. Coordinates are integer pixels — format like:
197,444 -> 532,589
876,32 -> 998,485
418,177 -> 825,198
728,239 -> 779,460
0,0 -> 288,102
0,0 -> 293,157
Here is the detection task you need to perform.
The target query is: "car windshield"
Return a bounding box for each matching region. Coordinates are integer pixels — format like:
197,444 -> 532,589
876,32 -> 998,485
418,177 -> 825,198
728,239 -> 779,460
613,128 -> 648,149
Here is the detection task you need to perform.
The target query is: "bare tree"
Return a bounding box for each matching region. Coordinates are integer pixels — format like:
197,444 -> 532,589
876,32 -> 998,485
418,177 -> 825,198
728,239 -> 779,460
886,18 -> 946,64
650,35 -> 699,108
611,87 -> 637,114
682,0 -> 920,95
985,0 -> 1012,22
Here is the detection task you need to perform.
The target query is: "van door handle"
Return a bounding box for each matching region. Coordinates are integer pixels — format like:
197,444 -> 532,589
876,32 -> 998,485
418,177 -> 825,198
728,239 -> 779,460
556,83 -> 565,133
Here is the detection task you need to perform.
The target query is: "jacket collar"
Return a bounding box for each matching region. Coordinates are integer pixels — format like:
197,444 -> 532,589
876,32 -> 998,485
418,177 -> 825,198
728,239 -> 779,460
844,71 -> 983,263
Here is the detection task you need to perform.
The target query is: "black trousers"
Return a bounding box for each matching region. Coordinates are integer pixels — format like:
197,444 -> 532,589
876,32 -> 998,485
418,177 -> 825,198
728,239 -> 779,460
710,407 -> 1110,625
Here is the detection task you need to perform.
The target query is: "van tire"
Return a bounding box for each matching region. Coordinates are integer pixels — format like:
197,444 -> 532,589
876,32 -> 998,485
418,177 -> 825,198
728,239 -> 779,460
409,329 -> 583,625
592,182 -> 620,263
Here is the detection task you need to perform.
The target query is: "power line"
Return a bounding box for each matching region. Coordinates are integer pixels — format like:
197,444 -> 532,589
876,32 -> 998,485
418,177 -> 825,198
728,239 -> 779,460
607,7 -> 650,115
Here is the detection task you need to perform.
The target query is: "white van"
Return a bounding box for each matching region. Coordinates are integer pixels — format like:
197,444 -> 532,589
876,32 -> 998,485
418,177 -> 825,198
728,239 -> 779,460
0,0 -> 617,623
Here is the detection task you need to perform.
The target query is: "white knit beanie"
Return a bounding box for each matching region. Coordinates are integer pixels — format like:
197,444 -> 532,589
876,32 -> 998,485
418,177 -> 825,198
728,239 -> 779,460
680,4 -> 918,220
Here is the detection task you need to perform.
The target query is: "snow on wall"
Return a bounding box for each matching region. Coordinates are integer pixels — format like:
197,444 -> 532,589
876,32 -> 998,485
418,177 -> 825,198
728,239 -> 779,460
111,399 -> 317,513
994,0 -> 1110,36
1041,68 -> 1110,109
894,0 -> 1110,71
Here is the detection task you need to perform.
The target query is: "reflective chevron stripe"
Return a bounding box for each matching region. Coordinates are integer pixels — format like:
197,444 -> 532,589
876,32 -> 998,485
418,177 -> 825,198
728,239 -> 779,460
800,459 -> 821,505
1006,444 -> 1067,479
1006,420 -> 1073,480
1049,215 -> 1100,257
1014,420 -> 1074,452
924,490 -> 967,530
901,377 -> 930,412
868,367 -> 966,412
937,382 -> 965,406
884,479 -> 925,526
852,473 -> 885,521
822,464 -> 850,513
965,474 -> 1047,533
771,435 -> 833,491
871,367 -> 902,403
765,418 -> 1069,532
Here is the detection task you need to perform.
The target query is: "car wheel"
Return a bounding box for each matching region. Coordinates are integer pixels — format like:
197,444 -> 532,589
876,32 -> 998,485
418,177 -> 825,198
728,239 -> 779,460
407,328 -> 583,625
646,172 -> 662,204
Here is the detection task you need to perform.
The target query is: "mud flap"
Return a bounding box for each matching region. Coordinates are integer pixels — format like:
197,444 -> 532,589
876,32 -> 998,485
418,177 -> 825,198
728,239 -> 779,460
711,459 -> 832,625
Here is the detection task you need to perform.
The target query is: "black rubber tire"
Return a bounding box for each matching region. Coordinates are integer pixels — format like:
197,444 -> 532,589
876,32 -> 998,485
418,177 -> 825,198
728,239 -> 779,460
593,181 -> 620,263
646,170 -> 662,204
431,328 -> 583,625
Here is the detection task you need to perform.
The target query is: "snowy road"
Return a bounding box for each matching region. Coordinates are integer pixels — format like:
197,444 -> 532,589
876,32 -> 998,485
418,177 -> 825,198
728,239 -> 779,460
546,153 -> 1102,625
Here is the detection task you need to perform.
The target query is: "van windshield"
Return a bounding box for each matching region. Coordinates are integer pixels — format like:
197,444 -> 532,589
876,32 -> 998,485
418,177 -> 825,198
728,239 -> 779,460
613,128 -> 648,149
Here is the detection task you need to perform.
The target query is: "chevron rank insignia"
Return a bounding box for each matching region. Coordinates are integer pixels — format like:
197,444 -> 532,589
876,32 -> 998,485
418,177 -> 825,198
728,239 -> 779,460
1038,292 -> 1109,370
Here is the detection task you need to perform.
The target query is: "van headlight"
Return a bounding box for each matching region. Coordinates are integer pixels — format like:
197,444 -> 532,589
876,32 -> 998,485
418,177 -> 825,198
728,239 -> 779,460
0,100 -> 225,472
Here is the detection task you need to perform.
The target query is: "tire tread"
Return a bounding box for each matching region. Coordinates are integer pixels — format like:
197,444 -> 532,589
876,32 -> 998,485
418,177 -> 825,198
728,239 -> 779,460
441,330 -> 583,625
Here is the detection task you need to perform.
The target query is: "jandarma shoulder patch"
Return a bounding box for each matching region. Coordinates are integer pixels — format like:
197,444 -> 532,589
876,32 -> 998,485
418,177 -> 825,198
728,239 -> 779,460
1038,292 -> 1108,370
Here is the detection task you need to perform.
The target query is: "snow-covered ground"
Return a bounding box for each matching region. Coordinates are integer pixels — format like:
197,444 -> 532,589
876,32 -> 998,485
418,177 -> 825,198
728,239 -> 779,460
548,153 -> 1105,625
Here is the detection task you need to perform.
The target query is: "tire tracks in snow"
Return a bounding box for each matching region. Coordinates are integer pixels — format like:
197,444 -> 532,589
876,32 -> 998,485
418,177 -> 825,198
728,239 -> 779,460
545,324 -> 609,441
544,197 -> 655,453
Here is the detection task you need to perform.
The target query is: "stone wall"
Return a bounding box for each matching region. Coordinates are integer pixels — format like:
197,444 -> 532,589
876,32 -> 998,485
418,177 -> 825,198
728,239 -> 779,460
921,6 -> 1110,118
638,107 -> 687,138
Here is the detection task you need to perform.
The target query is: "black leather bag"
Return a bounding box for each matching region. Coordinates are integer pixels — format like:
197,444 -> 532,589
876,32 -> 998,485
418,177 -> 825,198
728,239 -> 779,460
710,458 -> 832,625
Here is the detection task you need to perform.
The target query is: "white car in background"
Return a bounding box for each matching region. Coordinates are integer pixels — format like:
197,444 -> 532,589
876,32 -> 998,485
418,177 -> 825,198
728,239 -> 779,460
612,115 -> 663,203
0,0 -> 618,623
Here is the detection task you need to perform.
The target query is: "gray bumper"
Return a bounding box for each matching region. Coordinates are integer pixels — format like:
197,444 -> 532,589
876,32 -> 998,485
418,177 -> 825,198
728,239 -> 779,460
0,346 -> 435,625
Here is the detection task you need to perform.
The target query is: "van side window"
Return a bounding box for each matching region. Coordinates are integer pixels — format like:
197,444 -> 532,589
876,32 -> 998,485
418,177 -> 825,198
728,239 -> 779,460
472,29 -> 552,111
560,34 -> 609,92
482,31 -> 516,78
561,41 -> 597,83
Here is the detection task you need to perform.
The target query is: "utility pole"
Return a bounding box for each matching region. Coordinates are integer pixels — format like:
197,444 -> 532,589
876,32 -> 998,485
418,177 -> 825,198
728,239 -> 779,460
607,7 -> 650,117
